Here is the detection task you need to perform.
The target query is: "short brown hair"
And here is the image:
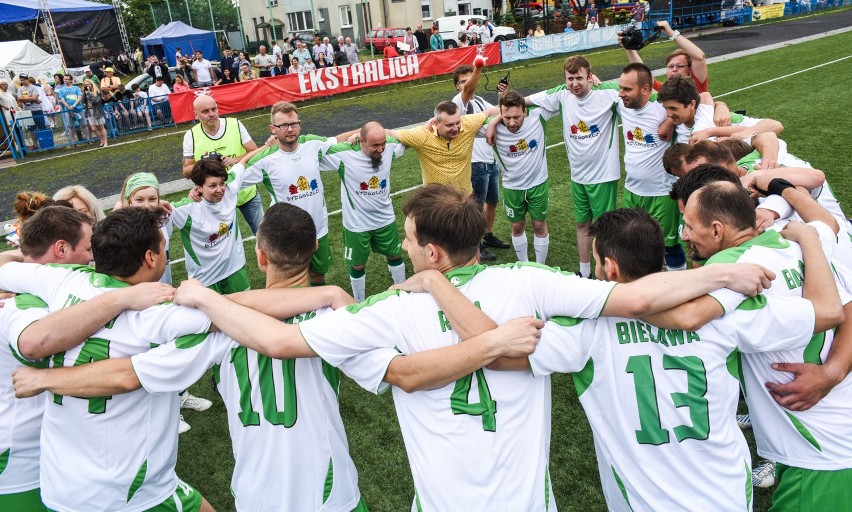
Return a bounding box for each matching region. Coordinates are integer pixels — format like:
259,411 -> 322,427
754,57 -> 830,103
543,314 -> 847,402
190,159 -> 228,186
453,65 -> 474,85
257,203 -> 316,273
662,143 -> 690,175
498,90 -> 525,110
20,206 -> 93,258
402,184 -> 485,266
270,101 -> 298,123
665,49 -> 693,70
657,76 -> 700,108
622,63 -> 653,90
692,181 -> 756,233
685,140 -> 737,169
433,101 -> 459,119
717,138 -> 753,160
564,55 -> 592,76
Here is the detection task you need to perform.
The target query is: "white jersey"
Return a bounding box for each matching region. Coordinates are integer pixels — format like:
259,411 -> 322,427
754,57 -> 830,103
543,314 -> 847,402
529,86 -> 621,185
0,295 -> 49,495
451,93 -> 495,164
0,263 -> 211,512
706,224 -> 852,470
299,262 -> 617,512
530,293 -> 816,511
320,137 -> 405,232
171,163 -> 251,286
674,103 -> 715,143
131,308 -> 362,512
246,136 -> 338,238
619,100 -> 675,197
160,215 -> 173,285
492,107 -> 555,190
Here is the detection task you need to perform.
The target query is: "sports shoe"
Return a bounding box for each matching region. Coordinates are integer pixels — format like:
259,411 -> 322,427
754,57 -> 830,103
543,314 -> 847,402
479,243 -> 497,262
179,415 -> 191,434
736,414 -> 752,429
483,232 -> 511,249
180,392 -> 212,411
752,460 -> 776,488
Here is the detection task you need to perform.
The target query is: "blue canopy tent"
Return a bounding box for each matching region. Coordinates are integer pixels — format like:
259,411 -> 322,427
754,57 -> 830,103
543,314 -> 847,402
141,21 -> 220,66
0,0 -> 121,68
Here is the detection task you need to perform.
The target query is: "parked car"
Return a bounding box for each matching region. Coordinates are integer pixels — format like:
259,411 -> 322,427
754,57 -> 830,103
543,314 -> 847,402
128,66 -> 226,92
366,27 -> 407,52
436,15 -> 517,49
292,30 -> 334,50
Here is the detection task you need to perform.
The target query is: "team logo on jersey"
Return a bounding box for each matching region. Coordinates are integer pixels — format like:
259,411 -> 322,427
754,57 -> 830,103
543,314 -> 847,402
357,176 -> 388,195
507,138 -> 539,157
286,176 -> 320,201
625,126 -> 660,146
204,222 -> 233,248
569,120 -> 601,140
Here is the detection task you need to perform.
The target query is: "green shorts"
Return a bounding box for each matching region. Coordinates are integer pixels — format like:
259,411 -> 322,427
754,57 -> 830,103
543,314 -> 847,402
769,464 -> 852,511
0,487 -> 49,511
503,181 -> 549,223
344,223 -> 402,267
208,267 -> 250,294
572,180 -> 618,224
144,479 -> 203,512
622,190 -> 681,247
310,235 -> 333,276
351,497 -> 369,511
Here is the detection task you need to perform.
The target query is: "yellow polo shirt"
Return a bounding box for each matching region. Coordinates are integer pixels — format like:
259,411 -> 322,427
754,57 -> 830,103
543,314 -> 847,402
396,113 -> 487,194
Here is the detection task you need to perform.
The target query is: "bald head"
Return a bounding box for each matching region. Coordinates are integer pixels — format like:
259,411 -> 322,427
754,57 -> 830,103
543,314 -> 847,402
360,121 -> 388,165
193,94 -> 219,129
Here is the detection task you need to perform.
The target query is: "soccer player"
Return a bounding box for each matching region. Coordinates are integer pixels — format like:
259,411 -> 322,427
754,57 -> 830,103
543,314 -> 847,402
485,91 -> 556,263
451,63 -> 512,262
169,185 -> 771,510
245,101 -> 359,286
321,121 -> 406,301
525,56 -> 621,276
682,181 -> 852,502
172,143 -> 272,293
408,208 -> 842,510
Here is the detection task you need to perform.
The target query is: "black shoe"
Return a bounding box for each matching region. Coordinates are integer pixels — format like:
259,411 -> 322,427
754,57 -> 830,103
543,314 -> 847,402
479,244 -> 497,262
483,232 -> 511,249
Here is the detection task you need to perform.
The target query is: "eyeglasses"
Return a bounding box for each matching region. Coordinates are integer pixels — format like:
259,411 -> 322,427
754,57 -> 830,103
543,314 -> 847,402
666,64 -> 688,70
272,121 -> 301,130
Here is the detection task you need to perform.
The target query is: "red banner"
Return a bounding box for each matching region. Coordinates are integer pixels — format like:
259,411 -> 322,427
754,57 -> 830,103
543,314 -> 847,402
168,44 -> 503,124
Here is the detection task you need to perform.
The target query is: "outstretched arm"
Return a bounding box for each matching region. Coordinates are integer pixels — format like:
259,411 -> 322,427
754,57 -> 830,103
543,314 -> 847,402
14,359 -> 140,398
657,20 -> 707,84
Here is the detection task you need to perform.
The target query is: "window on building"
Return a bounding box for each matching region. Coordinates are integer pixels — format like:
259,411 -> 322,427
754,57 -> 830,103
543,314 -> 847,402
287,11 -> 314,31
458,3 -> 470,15
339,5 -> 353,27
421,0 -> 432,19
267,0 -> 278,6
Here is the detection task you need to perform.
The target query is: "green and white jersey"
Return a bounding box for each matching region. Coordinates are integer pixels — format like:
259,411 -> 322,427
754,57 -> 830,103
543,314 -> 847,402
160,216 -> 173,285
528,86 -> 621,185
706,224 -> 852,470
299,263 -> 616,512
0,263 -> 211,511
674,103 -> 714,142
618,100 -> 675,197
131,307 -> 363,512
320,137 -> 404,232
171,163 -> 253,286
246,136 -> 338,238
530,293 -> 816,511
491,107 -> 556,190
0,295 -> 49,495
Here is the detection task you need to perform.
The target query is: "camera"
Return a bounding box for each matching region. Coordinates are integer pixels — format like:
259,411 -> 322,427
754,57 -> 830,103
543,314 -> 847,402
202,151 -> 224,161
620,25 -> 662,51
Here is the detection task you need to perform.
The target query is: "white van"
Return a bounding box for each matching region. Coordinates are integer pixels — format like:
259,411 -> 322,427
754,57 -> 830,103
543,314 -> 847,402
436,15 -> 517,48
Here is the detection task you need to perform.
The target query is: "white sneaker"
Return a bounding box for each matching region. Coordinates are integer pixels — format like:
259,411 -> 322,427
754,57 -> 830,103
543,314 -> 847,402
752,460 -> 776,488
179,415 -> 191,434
736,414 -> 752,429
180,392 -> 212,411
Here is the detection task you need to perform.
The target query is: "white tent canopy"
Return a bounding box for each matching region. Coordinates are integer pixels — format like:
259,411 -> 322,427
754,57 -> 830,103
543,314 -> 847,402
0,40 -> 63,84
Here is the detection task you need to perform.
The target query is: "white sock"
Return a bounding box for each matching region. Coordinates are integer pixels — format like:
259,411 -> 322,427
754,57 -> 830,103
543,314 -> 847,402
666,263 -> 687,271
579,262 -> 591,278
350,275 -> 366,302
534,234 -> 550,264
512,234 -> 528,262
389,262 -> 406,284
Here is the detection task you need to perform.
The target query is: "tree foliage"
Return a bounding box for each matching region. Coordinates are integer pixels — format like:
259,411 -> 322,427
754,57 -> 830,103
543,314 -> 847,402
118,0 -> 240,43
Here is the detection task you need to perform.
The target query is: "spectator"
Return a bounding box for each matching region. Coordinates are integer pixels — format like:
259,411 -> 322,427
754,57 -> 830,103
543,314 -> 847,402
527,28 -> 535,37
564,21 -> 575,32
604,17 -> 612,26
175,47 -> 183,61
239,62 -> 258,81
459,33 -> 470,47
312,39 -> 326,63
233,51 -> 250,74
414,25 -> 429,53
272,40 -> 283,62
192,50 -> 215,87
293,41 -> 312,66
116,51 -> 131,74
403,27 -> 419,55
303,59 -> 317,72
288,60 -> 303,74
383,44 -> 400,59
344,37 -> 360,64
631,1 -> 646,22
271,58 -> 288,76
254,45 -> 274,78
430,26 -> 444,51
219,67 -> 238,84
55,75 -> 86,144
172,75 -> 191,93
80,79 -> 107,147
102,91 -> 131,131
130,83 -> 152,130
16,73 -> 44,149
100,67 -> 121,96
52,185 -> 106,222
290,33 -> 299,50
333,45 -> 349,66
458,19 -> 467,41
316,53 -> 331,68
221,48 -> 236,73
146,56 -> 172,87
586,1 -> 599,24
37,81 -> 57,129
334,36 -> 344,53
134,47 -> 144,72
176,59 -> 197,88
477,20 -> 492,44
534,24 -> 545,36
83,68 -> 100,88
147,76 -> 171,124
320,37 -> 334,61
587,17 -> 599,29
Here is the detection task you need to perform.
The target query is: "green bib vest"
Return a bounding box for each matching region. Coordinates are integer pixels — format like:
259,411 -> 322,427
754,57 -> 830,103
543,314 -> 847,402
191,118 -> 257,205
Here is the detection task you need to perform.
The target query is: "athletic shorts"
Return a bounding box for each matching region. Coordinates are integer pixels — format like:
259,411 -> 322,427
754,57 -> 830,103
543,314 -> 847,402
0,487 -> 49,511
144,479 -> 203,512
503,181 -> 549,223
572,180 -> 618,224
770,464 -> 852,511
344,223 -> 402,267
310,235 -> 333,276
208,267 -> 250,294
622,189 -> 681,247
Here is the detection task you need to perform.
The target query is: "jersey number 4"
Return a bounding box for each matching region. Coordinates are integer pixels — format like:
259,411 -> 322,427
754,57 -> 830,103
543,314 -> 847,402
52,338 -> 112,414
231,346 -> 298,427
451,369 -> 497,432
625,354 -> 709,445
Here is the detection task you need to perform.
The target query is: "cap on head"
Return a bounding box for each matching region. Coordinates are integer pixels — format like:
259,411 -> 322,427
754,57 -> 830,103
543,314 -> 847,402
105,67 -> 114,73
19,73 -> 29,80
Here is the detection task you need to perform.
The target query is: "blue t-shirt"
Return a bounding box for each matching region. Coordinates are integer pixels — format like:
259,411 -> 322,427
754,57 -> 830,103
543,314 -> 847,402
56,85 -> 83,112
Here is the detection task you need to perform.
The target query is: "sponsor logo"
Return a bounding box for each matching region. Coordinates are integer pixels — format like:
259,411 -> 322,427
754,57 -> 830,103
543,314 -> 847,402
357,176 -> 388,195
204,222 -> 233,248
569,120 -> 601,140
507,138 -> 539,157
625,126 -> 661,146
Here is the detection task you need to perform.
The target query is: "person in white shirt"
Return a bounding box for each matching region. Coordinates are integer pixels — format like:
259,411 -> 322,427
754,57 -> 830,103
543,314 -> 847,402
146,76 -> 171,123
254,45 -> 275,78
191,51 -> 214,87
271,40 -> 282,62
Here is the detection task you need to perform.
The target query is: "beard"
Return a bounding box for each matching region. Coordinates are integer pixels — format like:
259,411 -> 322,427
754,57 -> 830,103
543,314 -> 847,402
370,154 -> 382,171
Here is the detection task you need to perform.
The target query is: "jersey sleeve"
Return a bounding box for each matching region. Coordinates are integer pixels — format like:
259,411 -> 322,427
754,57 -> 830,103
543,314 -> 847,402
131,331 -> 230,394
692,104 -> 716,132
395,126 -> 428,148
237,120 -> 253,145
182,130 -> 194,158
757,195 -> 794,221
522,266 -> 617,319
132,304 -> 212,346
336,347 -> 401,394
2,295 -> 49,367
0,263 -> 72,303
528,317 -> 595,376
708,288 -> 749,315
528,88 -> 562,113
732,295 -> 815,353
390,139 -> 405,158
240,159 -> 264,187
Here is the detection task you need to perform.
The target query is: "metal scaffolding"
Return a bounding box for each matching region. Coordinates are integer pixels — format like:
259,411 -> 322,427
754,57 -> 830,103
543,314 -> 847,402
37,0 -> 62,56
112,0 -> 132,55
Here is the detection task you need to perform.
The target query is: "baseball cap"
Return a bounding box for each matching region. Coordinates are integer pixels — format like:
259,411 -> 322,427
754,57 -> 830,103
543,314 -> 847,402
19,73 -> 29,79
105,67 -> 114,72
